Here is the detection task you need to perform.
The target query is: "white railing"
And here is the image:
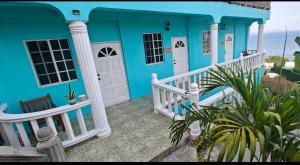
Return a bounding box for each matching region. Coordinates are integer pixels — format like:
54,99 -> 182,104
151,52 -> 265,119
0,100 -> 99,148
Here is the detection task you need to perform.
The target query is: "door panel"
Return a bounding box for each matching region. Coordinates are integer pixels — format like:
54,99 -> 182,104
171,37 -> 189,76
225,33 -> 234,62
91,41 -> 130,107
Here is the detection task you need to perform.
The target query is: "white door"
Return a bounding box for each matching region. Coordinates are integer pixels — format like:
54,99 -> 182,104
91,41 -> 130,107
225,33 -> 234,62
172,37 -> 189,75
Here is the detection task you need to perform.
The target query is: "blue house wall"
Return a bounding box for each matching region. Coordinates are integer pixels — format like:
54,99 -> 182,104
0,7 -> 87,114
0,3 -> 269,114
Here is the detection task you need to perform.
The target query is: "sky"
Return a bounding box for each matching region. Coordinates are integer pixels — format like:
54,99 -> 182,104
250,2 -> 300,34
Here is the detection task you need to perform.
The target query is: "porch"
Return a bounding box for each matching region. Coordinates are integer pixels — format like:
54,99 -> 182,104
65,95 -> 188,162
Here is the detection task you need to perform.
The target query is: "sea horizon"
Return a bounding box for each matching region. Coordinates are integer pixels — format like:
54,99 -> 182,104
249,30 -> 300,61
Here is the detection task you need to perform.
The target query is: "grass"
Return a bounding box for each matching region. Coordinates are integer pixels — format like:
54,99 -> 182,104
261,74 -> 300,94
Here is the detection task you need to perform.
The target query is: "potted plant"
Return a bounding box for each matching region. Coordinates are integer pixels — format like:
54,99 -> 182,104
65,83 -> 76,105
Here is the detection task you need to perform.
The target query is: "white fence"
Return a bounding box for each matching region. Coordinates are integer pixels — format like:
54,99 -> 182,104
0,100 -> 100,148
151,52 -> 265,119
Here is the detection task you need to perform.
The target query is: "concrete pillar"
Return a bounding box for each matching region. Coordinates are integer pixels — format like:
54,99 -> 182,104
210,23 -> 218,65
69,21 -> 111,138
257,23 -> 265,53
36,127 -> 67,162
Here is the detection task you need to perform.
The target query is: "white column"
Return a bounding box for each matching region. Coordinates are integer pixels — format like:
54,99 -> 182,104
246,25 -> 250,50
257,23 -> 265,53
189,83 -> 201,140
210,23 -> 218,66
69,21 -> 111,138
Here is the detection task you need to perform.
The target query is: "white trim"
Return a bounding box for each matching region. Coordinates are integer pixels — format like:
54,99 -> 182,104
23,39 -> 78,88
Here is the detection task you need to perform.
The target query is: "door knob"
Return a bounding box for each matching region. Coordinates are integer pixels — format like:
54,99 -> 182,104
98,78 -> 101,80
97,74 -> 100,76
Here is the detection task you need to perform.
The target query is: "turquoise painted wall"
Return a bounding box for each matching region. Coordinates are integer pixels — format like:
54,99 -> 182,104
89,12 -> 188,100
188,19 -> 212,71
0,9 -> 87,114
0,6 -> 260,113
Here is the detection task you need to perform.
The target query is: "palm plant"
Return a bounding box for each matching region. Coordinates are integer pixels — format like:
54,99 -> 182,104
169,66 -> 300,162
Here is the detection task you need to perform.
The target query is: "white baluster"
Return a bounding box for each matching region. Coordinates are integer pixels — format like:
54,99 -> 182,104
16,122 -> 31,147
174,93 -> 178,114
161,89 -> 166,110
30,120 -> 40,136
76,108 -> 87,135
152,73 -> 162,114
1,122 -> 21,146
61,113 -> 75,141
46,117 -> 58,136
167,91 -> 172,113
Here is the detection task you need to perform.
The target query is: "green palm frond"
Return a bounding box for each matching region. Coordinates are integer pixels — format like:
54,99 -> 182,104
168,66 -> 300,162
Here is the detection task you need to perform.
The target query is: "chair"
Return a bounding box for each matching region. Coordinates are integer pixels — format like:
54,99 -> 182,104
19,94 -> 65,134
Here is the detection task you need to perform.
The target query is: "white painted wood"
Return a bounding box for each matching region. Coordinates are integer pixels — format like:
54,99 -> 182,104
30,120 -> 40,136
210,23 -> 218,65
1,123 -> 21,146
69,21 -> 111,138
225,33 -> 234,62
16,122 -> 31,147
46,117 -> 58,136
91,41 -> 130,107
172,36 -> 189,76
75,108 -> 87,135
257,24 -> 265,53
61,113 -> 75,141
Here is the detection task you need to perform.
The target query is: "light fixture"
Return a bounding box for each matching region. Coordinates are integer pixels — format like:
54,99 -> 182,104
165,22 -> 170,31
72,9 -> 80,15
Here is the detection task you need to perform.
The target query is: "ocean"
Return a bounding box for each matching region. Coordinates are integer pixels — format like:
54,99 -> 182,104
248,30 -> 300,61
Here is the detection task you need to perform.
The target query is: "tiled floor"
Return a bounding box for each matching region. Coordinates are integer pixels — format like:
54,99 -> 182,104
66,95 -> 185,162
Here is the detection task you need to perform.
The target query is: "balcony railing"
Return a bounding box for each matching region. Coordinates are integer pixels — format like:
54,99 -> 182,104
225,1 -> 271,10
151,52 -> 266,120
0,99 -> 99,148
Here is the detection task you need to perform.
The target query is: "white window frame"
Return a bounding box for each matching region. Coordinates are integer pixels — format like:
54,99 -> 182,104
202,31 -> 211,55
24,38 -> 78,88
143,33 -> 164,65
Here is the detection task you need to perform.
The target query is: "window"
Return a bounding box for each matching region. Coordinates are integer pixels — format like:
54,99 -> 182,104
25,39 -> 77,87
203,31 -> 210,54
143,33 -> 164,64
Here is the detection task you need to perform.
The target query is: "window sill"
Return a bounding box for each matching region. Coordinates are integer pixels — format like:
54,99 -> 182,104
38,79 -> 78,88
146,61 -> 164,66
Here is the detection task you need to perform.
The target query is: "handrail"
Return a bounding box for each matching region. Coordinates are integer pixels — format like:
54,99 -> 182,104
0,100 -> 91,122
158,52 -> 263,84
153,82 -> 189,98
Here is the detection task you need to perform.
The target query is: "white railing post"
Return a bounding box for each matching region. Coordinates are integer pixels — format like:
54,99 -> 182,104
152,73 -> 161,114
240,52 -> 245,72
189,83 -> 201,140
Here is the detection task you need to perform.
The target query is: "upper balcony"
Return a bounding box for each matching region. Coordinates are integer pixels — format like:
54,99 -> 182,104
225,1 -> 271,10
